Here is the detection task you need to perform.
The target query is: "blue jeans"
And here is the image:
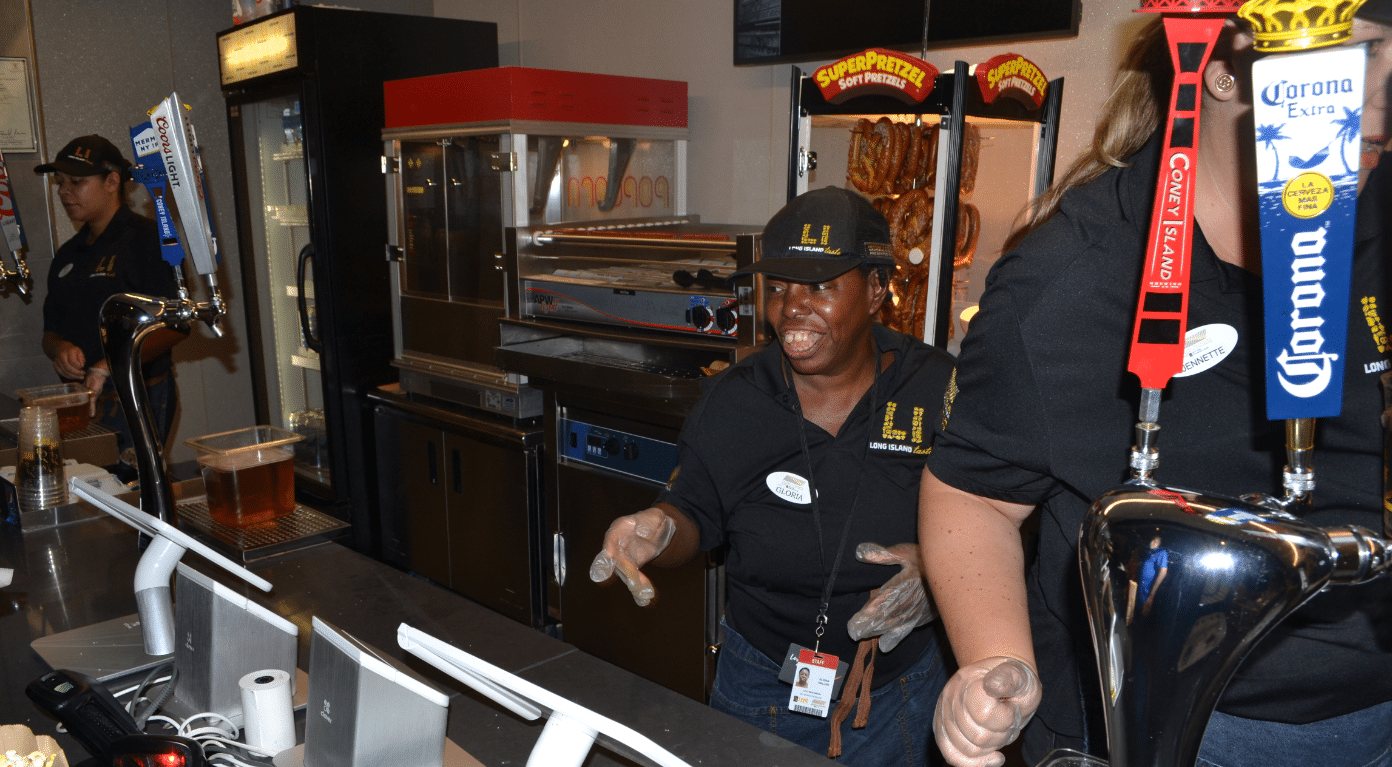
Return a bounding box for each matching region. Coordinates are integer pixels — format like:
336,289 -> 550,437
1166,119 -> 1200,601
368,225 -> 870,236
710,622 -> 947,766
95,373 -> 178,456
1196,701 -> 1392,767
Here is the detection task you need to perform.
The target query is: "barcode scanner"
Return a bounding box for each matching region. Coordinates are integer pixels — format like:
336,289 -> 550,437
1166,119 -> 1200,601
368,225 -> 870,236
26,669 -> 141,762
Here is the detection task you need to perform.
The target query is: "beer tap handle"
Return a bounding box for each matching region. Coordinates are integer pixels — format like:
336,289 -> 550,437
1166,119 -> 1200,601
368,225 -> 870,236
1,256 -> 28,296
1128,388 -> 1162,482
200,272 -> 226,338
1280,417 -> 1316,509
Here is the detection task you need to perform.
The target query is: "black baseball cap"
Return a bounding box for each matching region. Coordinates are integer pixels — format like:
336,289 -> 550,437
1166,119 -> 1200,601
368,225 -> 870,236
1360,0 -> 1392,24
734,186 -> 895,283
33,135 -> 131,179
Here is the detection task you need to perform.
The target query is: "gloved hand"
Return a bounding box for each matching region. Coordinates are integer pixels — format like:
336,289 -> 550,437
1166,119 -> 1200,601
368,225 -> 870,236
589,507 -> 676,606
84,366 -> 109,417
934,657 -> 1042,767
847,542 -> 936,651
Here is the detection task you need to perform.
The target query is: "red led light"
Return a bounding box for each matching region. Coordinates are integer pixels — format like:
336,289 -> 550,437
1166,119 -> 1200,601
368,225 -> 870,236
157,752 -> 187,767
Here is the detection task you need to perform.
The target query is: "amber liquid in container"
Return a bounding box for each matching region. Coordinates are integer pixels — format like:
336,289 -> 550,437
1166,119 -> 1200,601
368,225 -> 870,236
17,383 -> 90,436
200,447 -> 296,527
55,402 -> 90,435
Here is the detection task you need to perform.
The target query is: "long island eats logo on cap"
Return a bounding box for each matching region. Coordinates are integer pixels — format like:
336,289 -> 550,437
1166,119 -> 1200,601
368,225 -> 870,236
813,48 -> 939,105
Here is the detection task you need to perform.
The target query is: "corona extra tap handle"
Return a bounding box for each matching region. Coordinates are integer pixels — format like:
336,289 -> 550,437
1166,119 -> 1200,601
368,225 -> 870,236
1240,0 -> 1371,505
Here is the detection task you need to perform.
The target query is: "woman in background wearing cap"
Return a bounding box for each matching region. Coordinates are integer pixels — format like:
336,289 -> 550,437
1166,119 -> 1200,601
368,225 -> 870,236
590,187 -> 955,766
36,135 -> 186,456
924,6 -> 1392,767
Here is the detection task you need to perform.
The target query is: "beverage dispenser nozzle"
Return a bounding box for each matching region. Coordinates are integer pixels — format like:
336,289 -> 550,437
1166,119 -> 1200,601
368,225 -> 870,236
1127,389 -> 1162,483
0,254 -> 29,296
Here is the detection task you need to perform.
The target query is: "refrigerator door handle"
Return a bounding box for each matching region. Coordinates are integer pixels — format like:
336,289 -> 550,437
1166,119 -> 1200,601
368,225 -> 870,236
296,243 -> 322,354
552,532 -> 566,587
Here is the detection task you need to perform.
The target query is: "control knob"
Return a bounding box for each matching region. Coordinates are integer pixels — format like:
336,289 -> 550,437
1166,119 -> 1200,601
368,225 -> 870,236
689,304 -> 714,331
715,305 -> 738,333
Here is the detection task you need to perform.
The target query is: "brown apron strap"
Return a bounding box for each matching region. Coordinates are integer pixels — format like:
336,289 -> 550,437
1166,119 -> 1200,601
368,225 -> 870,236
827,636 -> 879,758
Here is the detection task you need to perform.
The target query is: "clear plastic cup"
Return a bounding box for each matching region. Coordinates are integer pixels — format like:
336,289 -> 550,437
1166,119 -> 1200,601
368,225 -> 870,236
16,405 -> 67,513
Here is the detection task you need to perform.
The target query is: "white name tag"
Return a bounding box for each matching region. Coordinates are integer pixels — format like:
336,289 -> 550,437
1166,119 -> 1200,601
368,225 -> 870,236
765,471 -> 813,505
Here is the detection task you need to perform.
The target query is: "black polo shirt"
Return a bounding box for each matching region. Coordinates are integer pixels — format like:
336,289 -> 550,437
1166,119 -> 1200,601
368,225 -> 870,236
658,324 -> 955,688
43,206 -> 180,380
927,134 -> 1392,745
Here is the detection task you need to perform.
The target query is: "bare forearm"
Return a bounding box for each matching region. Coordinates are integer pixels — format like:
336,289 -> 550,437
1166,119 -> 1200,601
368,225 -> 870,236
919,468 -> 1036,670
137,327 -> 188,364
42,332 -> 71,361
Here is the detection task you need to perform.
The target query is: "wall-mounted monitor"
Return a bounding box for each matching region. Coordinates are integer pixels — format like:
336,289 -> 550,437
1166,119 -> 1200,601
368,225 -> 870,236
733,0 -> 1082,66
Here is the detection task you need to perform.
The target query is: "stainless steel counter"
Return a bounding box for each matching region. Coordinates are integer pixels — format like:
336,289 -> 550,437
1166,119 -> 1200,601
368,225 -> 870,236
0,512 -> 833,766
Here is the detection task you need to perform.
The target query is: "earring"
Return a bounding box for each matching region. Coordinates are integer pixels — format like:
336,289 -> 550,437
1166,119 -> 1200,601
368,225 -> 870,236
1215,73 -> 1235,93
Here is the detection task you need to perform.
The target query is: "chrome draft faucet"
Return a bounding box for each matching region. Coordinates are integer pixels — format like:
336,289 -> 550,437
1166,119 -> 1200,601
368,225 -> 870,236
99,268 -> 224,524
1074,481 -> 1390,767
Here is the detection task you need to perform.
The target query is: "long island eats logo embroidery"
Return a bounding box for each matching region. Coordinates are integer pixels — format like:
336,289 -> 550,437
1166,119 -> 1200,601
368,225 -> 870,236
869,399 -> 931,455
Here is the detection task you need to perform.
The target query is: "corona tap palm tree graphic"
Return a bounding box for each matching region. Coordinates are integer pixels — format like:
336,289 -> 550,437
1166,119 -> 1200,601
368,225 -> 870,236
1333,106 -> 1363,175
1257,123 -> 1290,182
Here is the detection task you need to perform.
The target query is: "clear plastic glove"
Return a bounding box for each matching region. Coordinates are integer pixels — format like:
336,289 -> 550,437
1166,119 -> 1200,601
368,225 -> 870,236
934,657 -> 1042,767
847,542 -> 936,651
588,507 -> 676,606
83,366 -> 109,417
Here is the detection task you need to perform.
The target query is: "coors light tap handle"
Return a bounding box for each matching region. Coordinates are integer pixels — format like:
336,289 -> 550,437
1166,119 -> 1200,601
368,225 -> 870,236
1125,0 -> 1239,482
149,93 -> 225,336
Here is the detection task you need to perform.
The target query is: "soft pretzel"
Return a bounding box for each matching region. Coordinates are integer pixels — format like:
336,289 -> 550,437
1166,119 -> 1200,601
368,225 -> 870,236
888,187 -> 933,257
955,202 -> 981,271
960,122 -> 981,198
846,119 -> 877,194
895,123 -> 923,195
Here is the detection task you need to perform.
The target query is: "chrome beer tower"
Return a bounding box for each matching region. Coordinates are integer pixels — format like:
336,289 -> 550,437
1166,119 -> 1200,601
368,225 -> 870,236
100,93 -> 226,525
99,274 -> 224,524
1077,483 -> 1390,767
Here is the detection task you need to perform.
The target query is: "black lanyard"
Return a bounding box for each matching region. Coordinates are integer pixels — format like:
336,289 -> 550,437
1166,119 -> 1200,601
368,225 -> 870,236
783,350 -> 881,653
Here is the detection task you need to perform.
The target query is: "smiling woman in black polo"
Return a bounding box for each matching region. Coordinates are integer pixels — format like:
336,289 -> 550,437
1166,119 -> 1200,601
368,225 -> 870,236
590,186 -> 955,767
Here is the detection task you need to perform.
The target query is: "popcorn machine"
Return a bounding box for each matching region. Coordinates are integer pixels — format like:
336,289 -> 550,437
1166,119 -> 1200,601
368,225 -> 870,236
381,67 -> 690,419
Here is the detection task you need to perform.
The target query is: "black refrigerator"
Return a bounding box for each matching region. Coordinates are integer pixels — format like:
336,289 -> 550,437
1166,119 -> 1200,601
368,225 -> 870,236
216,7 -> 498,552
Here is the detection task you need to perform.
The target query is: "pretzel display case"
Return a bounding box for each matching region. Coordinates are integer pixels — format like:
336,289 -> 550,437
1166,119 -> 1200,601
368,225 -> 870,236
789,51 -> 1063,352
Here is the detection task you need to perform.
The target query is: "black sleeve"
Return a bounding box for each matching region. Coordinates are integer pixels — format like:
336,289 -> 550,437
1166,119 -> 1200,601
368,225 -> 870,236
42,259 -> 64,337
121,218 -> 181,300
653,396 -> 727,553
926,253 -> 1062,506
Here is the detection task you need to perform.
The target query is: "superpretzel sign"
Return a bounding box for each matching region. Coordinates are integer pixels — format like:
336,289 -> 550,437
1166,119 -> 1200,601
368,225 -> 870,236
1252,44 -> 1364,419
